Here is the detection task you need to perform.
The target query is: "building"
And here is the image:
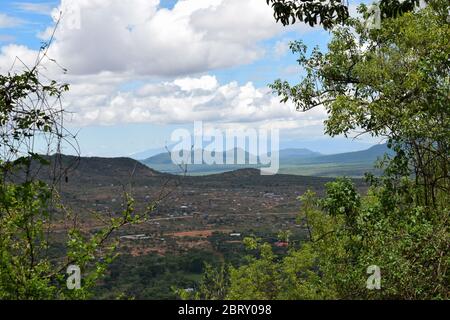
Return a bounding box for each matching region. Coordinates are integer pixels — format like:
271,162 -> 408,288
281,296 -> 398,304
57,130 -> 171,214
274,241 -> 289,248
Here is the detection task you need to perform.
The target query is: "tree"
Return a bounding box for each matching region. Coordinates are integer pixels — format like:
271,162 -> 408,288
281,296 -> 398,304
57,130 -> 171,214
176,263 -> 230,300
270,0 -> 449,208
0,26 -> 154,299
225,178 -> 448,299
266,0 -> 429,29
196,0 -> 449,300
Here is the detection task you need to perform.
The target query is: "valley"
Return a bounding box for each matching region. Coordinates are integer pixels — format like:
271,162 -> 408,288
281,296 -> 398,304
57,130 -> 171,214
23,154 -> 369,299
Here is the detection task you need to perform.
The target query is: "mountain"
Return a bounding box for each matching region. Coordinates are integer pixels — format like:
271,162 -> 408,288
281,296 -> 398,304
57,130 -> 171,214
141,144 -> 392,177
142,151 -> 173,165
56,155 -> 162,181
142,148 -> 319,165
142,148 -> 257,165
279,148 -> 322,165
129,146 -> 173,160
299,143 -> 392,165
277,144 -> 392,177
141,148 -> 261,174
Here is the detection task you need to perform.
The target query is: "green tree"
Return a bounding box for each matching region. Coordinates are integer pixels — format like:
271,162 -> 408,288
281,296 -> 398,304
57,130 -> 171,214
270,0 -> 449,207
223,177 -> 448,299
266,0 -> 429,29
0,34 -> 153,299
197,0 -> 449,300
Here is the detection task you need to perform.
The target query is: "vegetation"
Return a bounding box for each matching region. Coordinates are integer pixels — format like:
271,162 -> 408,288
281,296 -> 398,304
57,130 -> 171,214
0,0 -> 448,300
189,0 -> 449,300
266,0 -> 427,29
0,40 -> 153,299
270,0 -> 449,208
96,250 -> 221,300
221,177 -> 448,299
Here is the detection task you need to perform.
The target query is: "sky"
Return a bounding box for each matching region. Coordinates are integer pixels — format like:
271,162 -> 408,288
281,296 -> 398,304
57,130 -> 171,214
0,0 -> 380,157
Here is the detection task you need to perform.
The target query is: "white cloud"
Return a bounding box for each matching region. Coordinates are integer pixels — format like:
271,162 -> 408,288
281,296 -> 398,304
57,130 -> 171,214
63,74 -> 327,130
0,44 -> 37,72
173,75 -> 218,91
36,0 -> 300,76
0,1 -> 323,135
0,44 -> 325,131
0,13 -> 24,28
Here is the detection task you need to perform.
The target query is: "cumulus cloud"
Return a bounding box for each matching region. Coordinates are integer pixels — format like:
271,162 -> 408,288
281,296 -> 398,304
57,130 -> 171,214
63,74 -> 326,130
36,0 -> 300,76
0,0 -> 322,134
0,44 -> 38,72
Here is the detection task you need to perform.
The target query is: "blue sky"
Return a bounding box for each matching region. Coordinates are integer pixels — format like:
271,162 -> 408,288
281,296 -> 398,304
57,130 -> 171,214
0,0 -> 378,157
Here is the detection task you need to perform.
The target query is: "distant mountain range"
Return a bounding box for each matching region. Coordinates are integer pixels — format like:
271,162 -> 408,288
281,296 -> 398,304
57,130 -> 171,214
13,144 -> 391,182
279,148 -> 322,159
140,144 -> 392,177
296,143 -> 391,164
129,146 -> 173,160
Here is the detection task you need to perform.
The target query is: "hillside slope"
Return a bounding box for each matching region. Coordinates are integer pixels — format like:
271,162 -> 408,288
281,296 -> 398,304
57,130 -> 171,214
11,154 -> 163,186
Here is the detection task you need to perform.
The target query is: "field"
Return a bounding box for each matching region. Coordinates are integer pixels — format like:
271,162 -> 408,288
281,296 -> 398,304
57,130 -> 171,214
25,155 -> 369,299
277,162 -> 382,177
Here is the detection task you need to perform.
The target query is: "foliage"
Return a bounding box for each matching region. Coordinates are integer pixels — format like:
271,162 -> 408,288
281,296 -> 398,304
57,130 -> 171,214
176,263 -> 230,300
0,31 -> 153,299
220,178 -> 448,299
270,0 -> 449,207
194,1 -> 449,300
266,0 -> 350,29
97,250 -> 221,300
0,178 -> 143,299
266,0 -> 428,30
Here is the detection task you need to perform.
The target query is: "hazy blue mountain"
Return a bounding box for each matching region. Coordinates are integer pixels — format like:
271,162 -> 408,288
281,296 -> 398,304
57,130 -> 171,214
141,144 -> 392,177
277,144 -> 392,177
141,148 -> 259,174
299,144 -> 392,164
129,146 -> 173,160
279,148 -> 321,157
142,148 -> 256,165
144,148 -> 320,164
279,148 -> 322,164
279,139 -> 378,154
142,151 -> 173,165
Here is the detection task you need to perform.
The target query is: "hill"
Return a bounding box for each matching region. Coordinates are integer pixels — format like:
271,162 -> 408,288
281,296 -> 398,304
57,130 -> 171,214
299,144 -> 392,164
10,154 -> 163,186
278,148 -> 322,163
141,144 -> 392,177
8,153 -> 367,300
141,148 -> 261,174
